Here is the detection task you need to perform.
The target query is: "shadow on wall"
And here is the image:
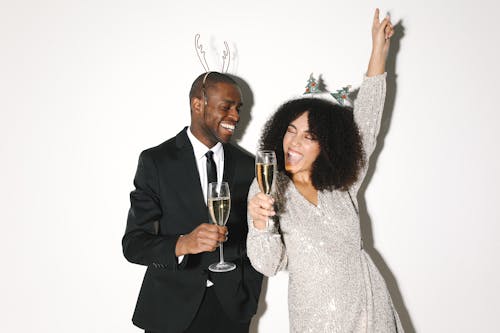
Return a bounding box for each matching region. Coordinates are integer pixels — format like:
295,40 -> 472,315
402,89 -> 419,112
230,74 -> 254,145
357,20 -> 416,333
249,277 -> 268,333
229,73 -> 265,332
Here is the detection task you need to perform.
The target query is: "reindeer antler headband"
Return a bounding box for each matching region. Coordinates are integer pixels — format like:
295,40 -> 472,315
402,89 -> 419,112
194,34 -> 231,73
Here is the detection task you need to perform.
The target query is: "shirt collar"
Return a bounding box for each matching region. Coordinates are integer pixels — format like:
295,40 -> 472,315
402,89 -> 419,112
187,127 -> 223,160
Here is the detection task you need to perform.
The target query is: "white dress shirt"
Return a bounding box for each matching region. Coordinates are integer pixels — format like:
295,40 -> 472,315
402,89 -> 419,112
186,127 -> 224,204
181,127 -> 225,286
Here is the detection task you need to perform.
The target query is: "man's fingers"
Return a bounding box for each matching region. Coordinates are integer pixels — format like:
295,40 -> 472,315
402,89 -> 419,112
183,223 -> 229,254
199,237 -> 220,248
197,229 -> 226,242
197,223 -> 219,232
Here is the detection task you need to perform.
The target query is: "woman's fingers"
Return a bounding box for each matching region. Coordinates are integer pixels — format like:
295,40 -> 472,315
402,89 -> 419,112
385,22 -> 394,39
251,201 -> 274,217
249,192 -> 275,221
373,8 -> 380,27
252,193 -> 274,209
378,15 -> 390,34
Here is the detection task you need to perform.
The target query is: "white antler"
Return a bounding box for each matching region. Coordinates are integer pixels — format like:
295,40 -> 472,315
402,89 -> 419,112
221,41 -> 230,73
194,34 -> 210,72
195,34 -> 231,73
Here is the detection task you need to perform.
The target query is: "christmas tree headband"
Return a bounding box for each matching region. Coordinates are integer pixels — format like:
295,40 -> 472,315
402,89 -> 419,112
303,73 -> 352,106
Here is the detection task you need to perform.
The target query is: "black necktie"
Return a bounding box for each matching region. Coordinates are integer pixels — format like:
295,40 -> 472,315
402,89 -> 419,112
205,150 -> 217,185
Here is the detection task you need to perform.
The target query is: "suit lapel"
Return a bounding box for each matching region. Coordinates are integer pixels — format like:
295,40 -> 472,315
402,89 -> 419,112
222,144 -> 236,190
222,144 -> 240,227
174,129 -> 208,220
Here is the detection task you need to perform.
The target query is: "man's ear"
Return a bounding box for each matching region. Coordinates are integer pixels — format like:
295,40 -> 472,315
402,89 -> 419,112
191,97 -> 204,114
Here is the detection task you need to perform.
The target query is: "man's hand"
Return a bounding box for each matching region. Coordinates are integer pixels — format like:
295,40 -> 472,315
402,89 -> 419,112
175,223 -> 228,256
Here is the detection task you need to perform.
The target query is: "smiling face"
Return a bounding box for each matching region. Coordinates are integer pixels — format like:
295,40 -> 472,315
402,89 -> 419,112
191,82 -> 242,147
283,112 -> 321,179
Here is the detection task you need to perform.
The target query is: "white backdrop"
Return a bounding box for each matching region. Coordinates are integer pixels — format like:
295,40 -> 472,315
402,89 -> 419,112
1,0 -> 499,332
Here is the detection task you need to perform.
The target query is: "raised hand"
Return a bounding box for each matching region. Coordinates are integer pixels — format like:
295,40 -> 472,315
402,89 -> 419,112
248,192 -> 275,230
367,8 -> 394,76
175,223 -> 227,256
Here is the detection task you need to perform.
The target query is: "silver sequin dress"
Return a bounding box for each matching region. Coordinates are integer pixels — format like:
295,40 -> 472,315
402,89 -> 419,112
247,73 -> 404,332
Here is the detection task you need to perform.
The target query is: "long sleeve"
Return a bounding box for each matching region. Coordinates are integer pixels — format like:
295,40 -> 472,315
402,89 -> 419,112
246,179 -> 288,277
122,151 -> 181,270
351,72 -> 387,195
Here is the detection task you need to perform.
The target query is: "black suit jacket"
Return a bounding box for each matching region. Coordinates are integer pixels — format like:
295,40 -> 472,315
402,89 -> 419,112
123,127 -> 263,333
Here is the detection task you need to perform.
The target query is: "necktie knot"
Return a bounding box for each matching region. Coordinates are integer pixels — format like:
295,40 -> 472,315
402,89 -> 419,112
205,150 -> 217,185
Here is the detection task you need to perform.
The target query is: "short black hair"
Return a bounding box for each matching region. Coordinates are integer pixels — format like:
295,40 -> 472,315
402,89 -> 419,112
189,72 -> 238,102
260,97 -> 365,191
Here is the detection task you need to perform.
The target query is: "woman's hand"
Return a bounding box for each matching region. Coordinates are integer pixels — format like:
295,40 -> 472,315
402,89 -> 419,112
248,192 -> 275,230
372,8 -> 394,58
367,8 -> 394,76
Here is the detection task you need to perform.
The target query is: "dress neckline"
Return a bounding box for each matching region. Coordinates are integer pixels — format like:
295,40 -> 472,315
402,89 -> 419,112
289,180 -> 321,209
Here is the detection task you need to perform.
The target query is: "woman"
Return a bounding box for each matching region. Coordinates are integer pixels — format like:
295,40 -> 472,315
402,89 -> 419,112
247,9 -> 404,332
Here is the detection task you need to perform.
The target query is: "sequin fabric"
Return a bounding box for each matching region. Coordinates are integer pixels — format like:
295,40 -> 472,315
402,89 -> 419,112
247,74 -> 404,332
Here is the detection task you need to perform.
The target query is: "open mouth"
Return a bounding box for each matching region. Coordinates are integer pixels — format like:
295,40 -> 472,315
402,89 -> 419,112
221,122 -> 235,133
286,149 -> 303,164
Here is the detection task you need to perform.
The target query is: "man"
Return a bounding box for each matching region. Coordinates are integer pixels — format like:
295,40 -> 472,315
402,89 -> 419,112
123,72 -> 263,333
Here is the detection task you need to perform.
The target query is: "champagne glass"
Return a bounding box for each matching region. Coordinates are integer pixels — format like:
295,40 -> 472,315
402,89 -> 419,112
207,182 -> 236,273
255,150 -> 277,226
256,150 -> 277,195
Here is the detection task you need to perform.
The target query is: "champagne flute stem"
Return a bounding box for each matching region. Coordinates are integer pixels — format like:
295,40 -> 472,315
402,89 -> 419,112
265,193 -> 272,229
219,243 -> 224,264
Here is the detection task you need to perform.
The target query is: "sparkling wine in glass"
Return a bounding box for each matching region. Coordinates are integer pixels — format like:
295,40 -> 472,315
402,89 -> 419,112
207,182 -> 236,273
256,150 -> 277,195
256,150 -> 277,228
